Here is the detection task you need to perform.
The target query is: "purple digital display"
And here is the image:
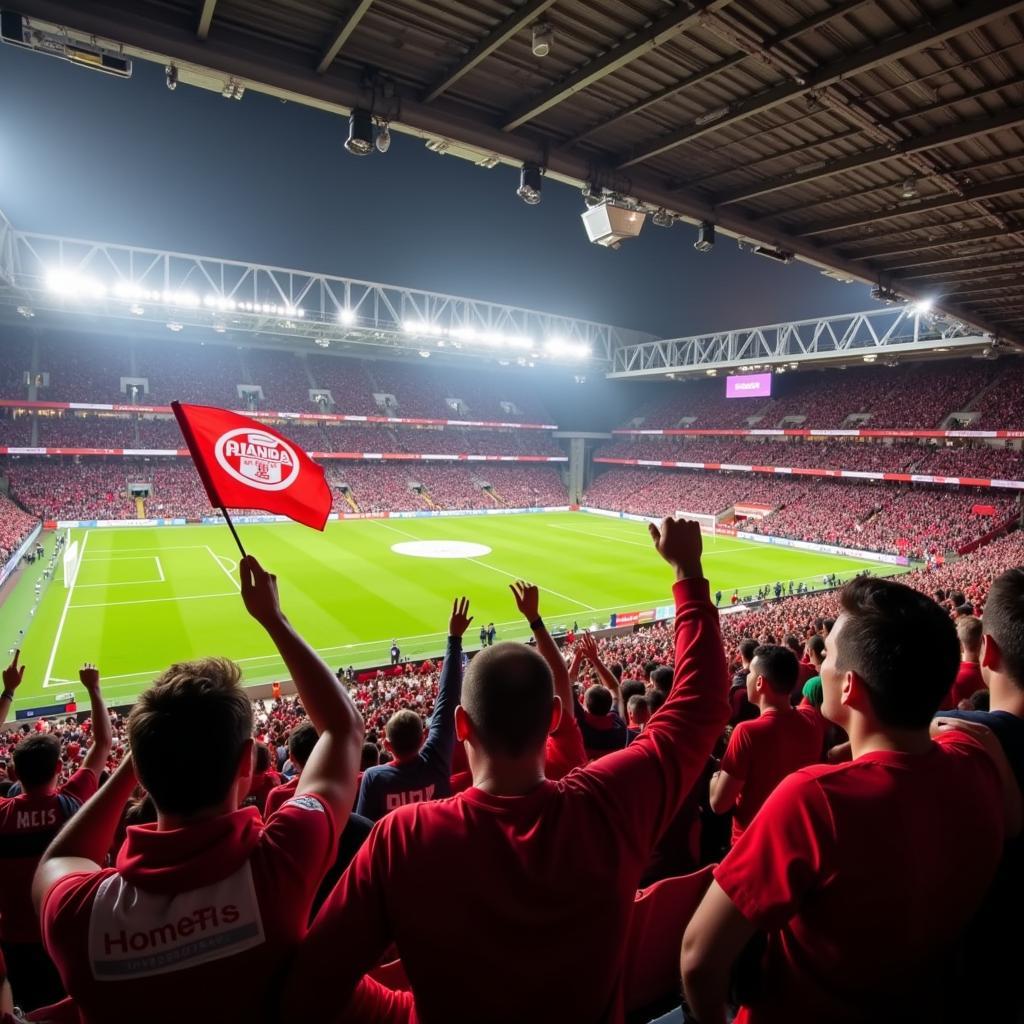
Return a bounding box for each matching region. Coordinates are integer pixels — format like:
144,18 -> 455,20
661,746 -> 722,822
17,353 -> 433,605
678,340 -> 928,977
726,373 -> 772,399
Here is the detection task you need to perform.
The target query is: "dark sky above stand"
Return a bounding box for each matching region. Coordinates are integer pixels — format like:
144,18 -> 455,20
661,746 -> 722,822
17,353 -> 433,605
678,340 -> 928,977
0,45 -> 875,338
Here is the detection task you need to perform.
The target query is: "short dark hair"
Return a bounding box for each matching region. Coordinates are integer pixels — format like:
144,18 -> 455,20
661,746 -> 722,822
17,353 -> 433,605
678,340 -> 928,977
13,734 -> 61,789
620,679 -> 646,704
360,742 -> 380,770
627,694 -> 649,722
643,661 -> 659,680
650,666 -> 673,695
834,577 -> 959,728
739,639 -> 758,664
129,658 -> 253,816
288,721 -> 318,767
646,689 -> 666,714
751,645 -> 799,695
783,634 -> 802,655
385,710 -> 424,758
254,742 -> 272,774
461,643 -> 553,758
982,568 -> 1024,688
806,634 -> 826,661
584,684 -> 613,715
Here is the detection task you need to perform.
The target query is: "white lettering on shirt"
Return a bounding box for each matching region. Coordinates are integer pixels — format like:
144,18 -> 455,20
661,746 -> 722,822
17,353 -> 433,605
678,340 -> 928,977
88,863 -> 265,980
16,808 -> 57,829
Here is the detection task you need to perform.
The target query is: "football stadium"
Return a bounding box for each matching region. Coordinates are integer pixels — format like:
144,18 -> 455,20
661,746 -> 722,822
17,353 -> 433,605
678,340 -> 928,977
0,2 -> 1023,1022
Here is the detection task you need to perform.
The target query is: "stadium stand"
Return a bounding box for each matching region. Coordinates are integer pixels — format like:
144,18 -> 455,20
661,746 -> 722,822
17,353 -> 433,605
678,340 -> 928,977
0,493 -> 36,565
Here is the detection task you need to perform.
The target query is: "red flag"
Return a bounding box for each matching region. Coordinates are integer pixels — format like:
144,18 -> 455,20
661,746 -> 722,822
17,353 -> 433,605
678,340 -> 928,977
172,402 -> 331,530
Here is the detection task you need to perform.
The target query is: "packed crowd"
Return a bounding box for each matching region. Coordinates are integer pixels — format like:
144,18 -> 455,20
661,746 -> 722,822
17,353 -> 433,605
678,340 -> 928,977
0,495 -> 36,567
0,520 -> 1021,1023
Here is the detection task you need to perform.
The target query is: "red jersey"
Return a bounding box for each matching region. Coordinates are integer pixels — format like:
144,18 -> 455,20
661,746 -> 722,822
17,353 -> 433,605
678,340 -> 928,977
0,767 -> 97,942
41,796 -> 337,1024
942,660 -> 985,709
715,731 -> 1004,1024
247,769 -> 282,810
263,775 -> 299,818
285,578 -> 730,1024
720,706 -> 822,844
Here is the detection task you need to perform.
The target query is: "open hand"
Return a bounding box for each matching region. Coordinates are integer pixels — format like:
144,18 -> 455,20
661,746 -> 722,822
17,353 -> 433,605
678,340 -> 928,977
510,580 -> 540,623
448,597 -> 473,638
648,517 -> 703,579
78,663 -> 101,693
2,651 -> 24,693
578,631 -> 600,663
240,555 -> 284,628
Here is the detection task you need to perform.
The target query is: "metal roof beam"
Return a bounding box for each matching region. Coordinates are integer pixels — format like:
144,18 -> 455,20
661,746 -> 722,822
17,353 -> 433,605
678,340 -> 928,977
501,0 -> 730,133
197,0 -> 216,40
617,0 -> 1024,170
900,258 -> 1024,282
879,245 -> 1024,273
797,174 -> 1024,237
423,0 -> 558,103
316,0 -> 374,74
715,107 -> 1024,206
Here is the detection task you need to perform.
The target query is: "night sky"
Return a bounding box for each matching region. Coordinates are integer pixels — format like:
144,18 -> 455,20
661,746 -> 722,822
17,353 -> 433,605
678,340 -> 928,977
0,44 -> 875,338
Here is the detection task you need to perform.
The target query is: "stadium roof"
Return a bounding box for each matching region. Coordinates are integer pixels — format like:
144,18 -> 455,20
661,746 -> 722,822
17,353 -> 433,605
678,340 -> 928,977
8,0 -> 1024,349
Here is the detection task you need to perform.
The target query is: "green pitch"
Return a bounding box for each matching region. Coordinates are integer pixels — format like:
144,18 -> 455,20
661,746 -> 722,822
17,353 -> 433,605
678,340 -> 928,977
2,513 -> 906,712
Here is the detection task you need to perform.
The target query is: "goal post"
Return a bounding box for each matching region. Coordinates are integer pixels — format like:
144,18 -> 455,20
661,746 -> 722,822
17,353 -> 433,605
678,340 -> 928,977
63,539 -> 81,589
676,511 -> 718,544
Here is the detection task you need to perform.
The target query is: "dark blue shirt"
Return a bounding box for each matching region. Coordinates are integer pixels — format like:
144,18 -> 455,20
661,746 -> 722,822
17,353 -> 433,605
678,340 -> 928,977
574,700 -> 628,758
935,709 -> 1024,790
357,637 -> 462,821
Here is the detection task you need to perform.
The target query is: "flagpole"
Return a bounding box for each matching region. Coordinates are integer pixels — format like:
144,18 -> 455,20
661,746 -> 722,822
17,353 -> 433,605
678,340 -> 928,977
221,507 -> 248,558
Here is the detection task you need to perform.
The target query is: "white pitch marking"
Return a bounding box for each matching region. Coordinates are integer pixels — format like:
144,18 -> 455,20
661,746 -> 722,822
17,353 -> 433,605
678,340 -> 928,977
206,546 -> 241,592
43,530 -> 90,689
154,555 -> 165,582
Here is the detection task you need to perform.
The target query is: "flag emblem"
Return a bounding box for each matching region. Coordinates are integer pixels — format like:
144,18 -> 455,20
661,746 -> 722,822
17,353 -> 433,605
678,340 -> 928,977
214,429 -> 300,492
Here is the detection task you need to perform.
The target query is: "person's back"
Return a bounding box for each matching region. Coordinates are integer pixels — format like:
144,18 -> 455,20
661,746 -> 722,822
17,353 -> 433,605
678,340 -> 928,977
35,558 -> 364,1024
357,605 -> 467,821
286,518 -> 729,1024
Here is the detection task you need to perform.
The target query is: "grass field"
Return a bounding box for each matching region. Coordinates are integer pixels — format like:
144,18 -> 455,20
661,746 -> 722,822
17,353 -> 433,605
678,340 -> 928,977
1,512 -> 906,712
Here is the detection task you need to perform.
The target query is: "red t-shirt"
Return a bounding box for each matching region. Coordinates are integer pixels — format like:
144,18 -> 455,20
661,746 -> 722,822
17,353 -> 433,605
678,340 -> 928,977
285,578 -> 731,1024
247,770 -> 282,810
942,660 -> 985,709
715,731 -> 1004,1024
0,767 -> 98,942
41,797 -> 336,1024
263,775 -> 299,819
720,706 -> 822,844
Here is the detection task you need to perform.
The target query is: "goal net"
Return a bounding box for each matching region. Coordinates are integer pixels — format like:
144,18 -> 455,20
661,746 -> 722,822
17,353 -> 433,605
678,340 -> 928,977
676,511 -> 718,537
63,539 -> 81,589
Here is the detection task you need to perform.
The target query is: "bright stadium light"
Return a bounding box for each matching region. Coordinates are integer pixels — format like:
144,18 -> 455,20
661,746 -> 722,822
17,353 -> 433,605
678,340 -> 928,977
129,304 -> 144,316
166,321 -> 184,332
913,298 -> 934,315
46,269 -> 107,299
544,337 -> 591,360
339,308 -> 356,325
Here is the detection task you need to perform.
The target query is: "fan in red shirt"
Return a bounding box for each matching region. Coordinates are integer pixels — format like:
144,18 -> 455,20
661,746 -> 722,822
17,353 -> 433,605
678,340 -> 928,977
245,743 -> 281,810
0,657 -> 111,1012
709,644 -> 823,845
284,517 -> 730,1024
263,721 -> 318,818
682,576 -> 1011,1024
33,556 -> 365,1024
940,614 -> 986,710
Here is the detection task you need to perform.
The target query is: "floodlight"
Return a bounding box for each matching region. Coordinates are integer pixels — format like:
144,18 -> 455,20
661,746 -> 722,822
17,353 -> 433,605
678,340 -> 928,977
581,200 -> 646,248
345,109 -> 374,156
694,221 -> 715,253
517,163 -> 543,205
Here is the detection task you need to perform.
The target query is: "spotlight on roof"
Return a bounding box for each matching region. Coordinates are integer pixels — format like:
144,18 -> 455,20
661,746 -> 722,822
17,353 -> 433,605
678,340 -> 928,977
314,336 -> 330,348
165,64 -> 177,90
338,308 -> 356,325
581,199 -> 646,249
16,305 -> 34,318
375,121 -> 391,154
694,221 -> 715,253
418,350 -> 431,358
166,321 -> 184,332
582,182 -> 604,208
345,109 -> 374,156
517,163 -> 543,205
871,285 -> 902,305
912,298 -> 934,315
651,209 -> 674,228
532,22 -> 553,57
753,244 -> 793,264
129,304 -> 145,316
900,177 -> 919,200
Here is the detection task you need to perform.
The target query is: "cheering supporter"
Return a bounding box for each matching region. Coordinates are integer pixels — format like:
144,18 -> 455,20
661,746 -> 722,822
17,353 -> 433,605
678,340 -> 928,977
681,576 -> 1010,1024
246,742 -> 282,809
264,721 -> 317,816
709,645 -> 822,845
0,663 -> 111,1011
356,598 -> 469,821
571,632 -> 628,759
0,495 -> 36,567
285,517 -> 730,1023
931,566 -> 1024,1023
33,556 -> 365,1024
940,615 -> 986,710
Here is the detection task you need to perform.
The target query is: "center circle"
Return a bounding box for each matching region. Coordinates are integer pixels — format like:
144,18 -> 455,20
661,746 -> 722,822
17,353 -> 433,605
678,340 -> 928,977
390,540 -> 492,559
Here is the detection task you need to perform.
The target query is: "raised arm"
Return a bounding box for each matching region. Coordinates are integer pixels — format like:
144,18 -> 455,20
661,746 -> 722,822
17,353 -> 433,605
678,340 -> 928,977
0,650 -> 24,728
79,664 -> 112,777
32,755 -> 139,914
241,556 -> 364,821
421,598 -> 470,766
578,632 -> 624,720
568,518 -> 730,840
